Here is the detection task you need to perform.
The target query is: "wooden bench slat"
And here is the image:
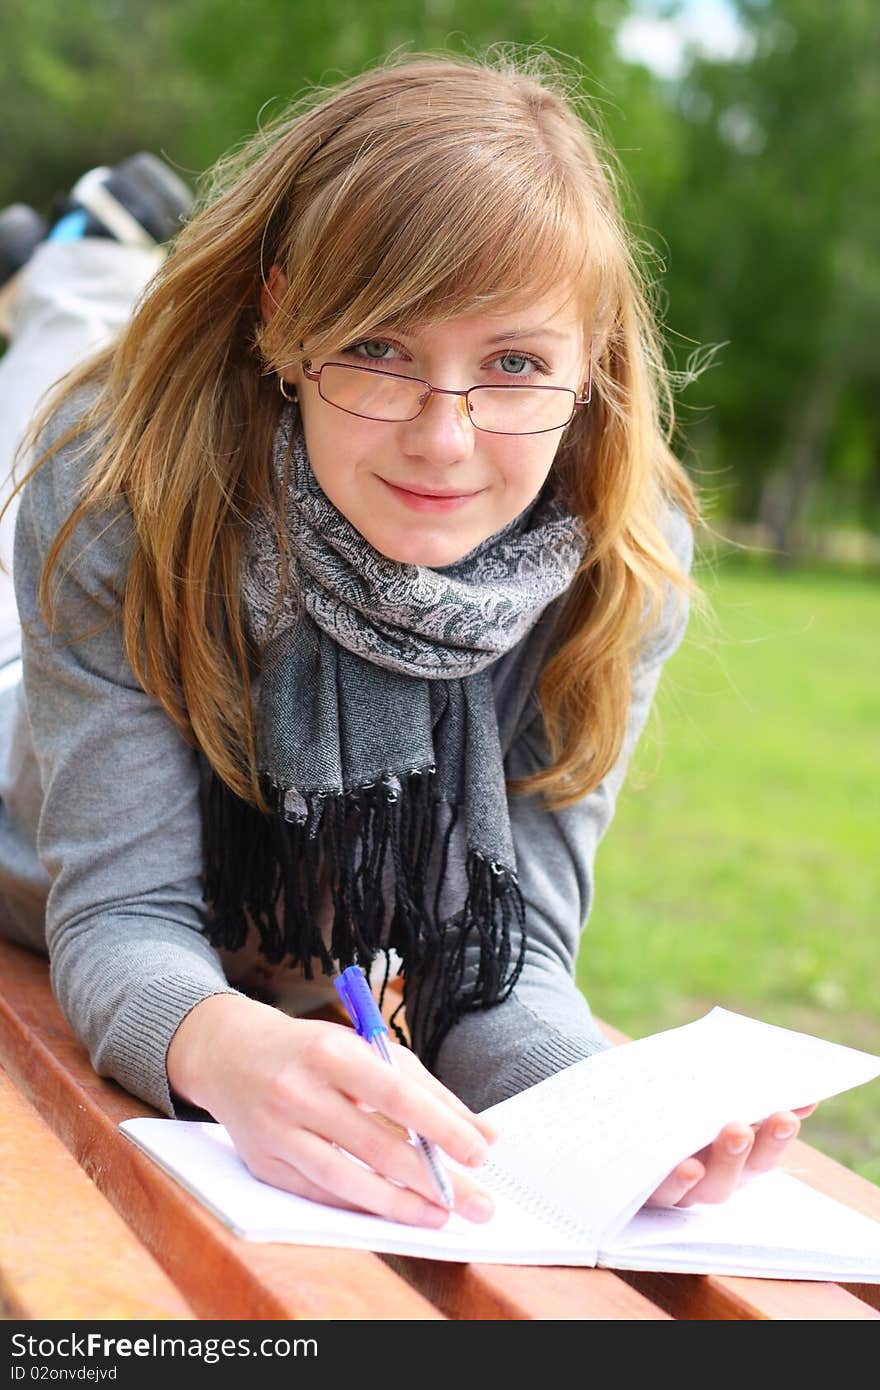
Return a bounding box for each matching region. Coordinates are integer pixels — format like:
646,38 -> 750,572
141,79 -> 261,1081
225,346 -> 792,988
619,1268 -> 879,1321
384,1257 -> 671,1319
0,1065 -> 194,1321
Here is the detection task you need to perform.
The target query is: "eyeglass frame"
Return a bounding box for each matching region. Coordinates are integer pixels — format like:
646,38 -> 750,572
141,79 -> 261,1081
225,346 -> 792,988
299,355 -> 593,436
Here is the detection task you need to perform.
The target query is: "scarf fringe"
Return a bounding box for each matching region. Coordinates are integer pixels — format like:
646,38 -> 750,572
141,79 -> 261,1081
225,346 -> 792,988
201,770 -> 526,1069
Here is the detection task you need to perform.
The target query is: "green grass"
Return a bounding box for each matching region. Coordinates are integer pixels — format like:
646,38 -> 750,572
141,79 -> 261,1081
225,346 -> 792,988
577,558 -> 880,1182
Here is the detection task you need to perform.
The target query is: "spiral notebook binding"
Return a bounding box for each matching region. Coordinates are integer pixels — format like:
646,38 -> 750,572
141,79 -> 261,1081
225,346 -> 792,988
481,1158 -> 594,1246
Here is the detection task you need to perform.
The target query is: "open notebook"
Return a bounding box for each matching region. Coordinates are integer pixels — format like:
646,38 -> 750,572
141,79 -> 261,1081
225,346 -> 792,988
120,1008 -> 880,1279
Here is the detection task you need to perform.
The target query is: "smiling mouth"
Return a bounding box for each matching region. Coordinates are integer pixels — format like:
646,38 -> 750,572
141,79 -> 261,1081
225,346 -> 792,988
382,480 -> 481,499
379,477 -> 484,513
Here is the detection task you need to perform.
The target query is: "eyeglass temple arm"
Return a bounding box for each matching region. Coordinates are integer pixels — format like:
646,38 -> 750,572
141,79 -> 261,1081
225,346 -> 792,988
573,357 -> 593,408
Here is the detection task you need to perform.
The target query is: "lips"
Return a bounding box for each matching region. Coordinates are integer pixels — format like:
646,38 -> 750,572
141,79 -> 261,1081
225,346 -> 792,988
379,477 -> 483,513
383,481 -> 479,499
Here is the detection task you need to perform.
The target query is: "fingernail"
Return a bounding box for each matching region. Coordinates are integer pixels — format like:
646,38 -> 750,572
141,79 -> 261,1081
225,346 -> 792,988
466,1139 -> 489,1167
420,1203 -> 450,1228
726,1134 -> 751,1155
461,1192 -> 494,1222
773,1123 -> 796,1141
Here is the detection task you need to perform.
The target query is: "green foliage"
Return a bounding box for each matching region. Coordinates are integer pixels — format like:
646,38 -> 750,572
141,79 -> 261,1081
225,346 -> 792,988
650,1 -> 880,528
166,0 -> 629,168
0,1 -> 197,212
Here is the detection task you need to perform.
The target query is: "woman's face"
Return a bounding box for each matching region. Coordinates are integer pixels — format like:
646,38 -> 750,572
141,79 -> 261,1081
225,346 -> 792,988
265,273 -> 590,567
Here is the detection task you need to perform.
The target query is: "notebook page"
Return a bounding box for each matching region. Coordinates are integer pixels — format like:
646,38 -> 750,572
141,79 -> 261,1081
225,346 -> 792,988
479,1009 -> 880,1248
605,1170 -> 880,1281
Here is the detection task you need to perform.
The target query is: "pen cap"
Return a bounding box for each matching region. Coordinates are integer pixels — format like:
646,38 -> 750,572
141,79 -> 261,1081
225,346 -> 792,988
334,965 -> 387,1042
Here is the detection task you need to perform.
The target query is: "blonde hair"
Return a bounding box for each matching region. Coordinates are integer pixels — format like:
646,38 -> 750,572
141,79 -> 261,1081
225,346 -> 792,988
18,47 -> 703,811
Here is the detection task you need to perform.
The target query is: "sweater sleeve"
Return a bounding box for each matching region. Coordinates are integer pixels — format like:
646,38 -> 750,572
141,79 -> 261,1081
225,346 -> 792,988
432,507 -> 695,1112
14,397 -> 240,1116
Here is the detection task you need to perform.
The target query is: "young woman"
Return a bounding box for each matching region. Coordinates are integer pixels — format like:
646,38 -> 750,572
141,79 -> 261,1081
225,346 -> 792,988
0,50 -> 809,1228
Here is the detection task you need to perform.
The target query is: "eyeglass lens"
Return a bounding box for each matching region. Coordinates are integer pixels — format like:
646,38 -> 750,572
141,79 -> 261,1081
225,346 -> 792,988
317,364 -> 576,434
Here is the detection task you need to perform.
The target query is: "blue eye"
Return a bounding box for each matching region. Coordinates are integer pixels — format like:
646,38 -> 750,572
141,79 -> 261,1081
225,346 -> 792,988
343,339 -> 398,361
494,353 -> 549,377
498,354 -> 530,375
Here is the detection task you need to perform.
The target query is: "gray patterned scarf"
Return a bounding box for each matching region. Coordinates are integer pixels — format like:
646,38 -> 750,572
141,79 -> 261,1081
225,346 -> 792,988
202,406 -> 586,1063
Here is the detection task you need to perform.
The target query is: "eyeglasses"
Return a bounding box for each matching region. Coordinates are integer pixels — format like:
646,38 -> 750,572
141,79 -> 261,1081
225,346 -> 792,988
300,358 -> 592,435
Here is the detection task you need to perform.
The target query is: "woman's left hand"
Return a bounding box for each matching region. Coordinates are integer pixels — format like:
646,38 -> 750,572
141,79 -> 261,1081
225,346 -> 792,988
645,1104 -> 818,1208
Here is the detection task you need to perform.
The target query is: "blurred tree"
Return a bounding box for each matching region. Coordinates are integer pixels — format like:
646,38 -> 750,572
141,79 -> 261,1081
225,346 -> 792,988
645,0 -> 880,548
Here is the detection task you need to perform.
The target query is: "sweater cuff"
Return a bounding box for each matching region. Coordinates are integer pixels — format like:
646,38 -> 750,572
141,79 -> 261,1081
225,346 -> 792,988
490,1029 -> 612,1104
98,973 -> 242,1118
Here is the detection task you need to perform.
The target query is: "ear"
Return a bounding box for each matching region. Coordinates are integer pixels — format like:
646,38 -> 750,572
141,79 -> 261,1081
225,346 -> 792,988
260,264 -> 288,325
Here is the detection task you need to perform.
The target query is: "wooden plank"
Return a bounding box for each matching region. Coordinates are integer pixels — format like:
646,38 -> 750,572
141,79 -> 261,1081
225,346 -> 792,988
384,1257 -> 671,1319
0,1065 -> 194,1321
0,940 -> 443,1321
618,1268 -> 879,1320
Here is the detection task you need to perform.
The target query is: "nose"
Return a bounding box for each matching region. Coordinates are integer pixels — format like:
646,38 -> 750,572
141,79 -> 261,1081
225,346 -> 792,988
399,387 -> 476,464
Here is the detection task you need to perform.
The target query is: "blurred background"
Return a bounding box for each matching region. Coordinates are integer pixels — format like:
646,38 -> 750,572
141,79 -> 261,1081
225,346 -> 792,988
1,0 -> 877,1176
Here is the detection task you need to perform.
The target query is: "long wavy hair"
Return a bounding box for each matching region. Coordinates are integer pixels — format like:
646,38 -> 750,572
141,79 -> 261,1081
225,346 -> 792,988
15,48 -> 703,812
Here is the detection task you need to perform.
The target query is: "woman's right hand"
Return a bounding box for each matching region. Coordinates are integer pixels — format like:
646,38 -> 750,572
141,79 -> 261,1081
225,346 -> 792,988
166,992 -> 497,1228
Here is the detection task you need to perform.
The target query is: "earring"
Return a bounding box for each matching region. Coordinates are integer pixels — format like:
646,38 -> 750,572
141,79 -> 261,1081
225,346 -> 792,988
278,376 -> 298,403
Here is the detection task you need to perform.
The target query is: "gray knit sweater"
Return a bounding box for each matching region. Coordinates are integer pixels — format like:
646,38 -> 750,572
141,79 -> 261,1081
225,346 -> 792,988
0,393 -> 693,1117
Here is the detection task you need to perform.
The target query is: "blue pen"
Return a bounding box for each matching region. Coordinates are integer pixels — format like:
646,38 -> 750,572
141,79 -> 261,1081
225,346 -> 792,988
334,965 -> 455,1210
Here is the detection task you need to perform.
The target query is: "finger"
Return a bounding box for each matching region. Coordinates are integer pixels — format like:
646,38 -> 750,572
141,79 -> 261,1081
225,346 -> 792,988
273,1128 -> 452,1228
753,1102 -> 815,1128
246,1153 -> 366,1213
678,1124 -> 754,1206
746,1111 -> 801,1177
320,1036 -> 492,1168
299,1091 -> 461,1210
453,1180 -> 496,1224
295,1089 -> 495,1220
644,1157 -> 705,1209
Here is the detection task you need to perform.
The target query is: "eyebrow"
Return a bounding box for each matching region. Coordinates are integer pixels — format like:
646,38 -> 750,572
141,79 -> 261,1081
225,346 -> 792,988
483,327 -> 571,344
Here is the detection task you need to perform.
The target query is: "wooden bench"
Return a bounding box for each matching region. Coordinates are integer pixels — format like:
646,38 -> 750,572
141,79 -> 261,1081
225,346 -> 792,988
0,937 -> 877,1322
